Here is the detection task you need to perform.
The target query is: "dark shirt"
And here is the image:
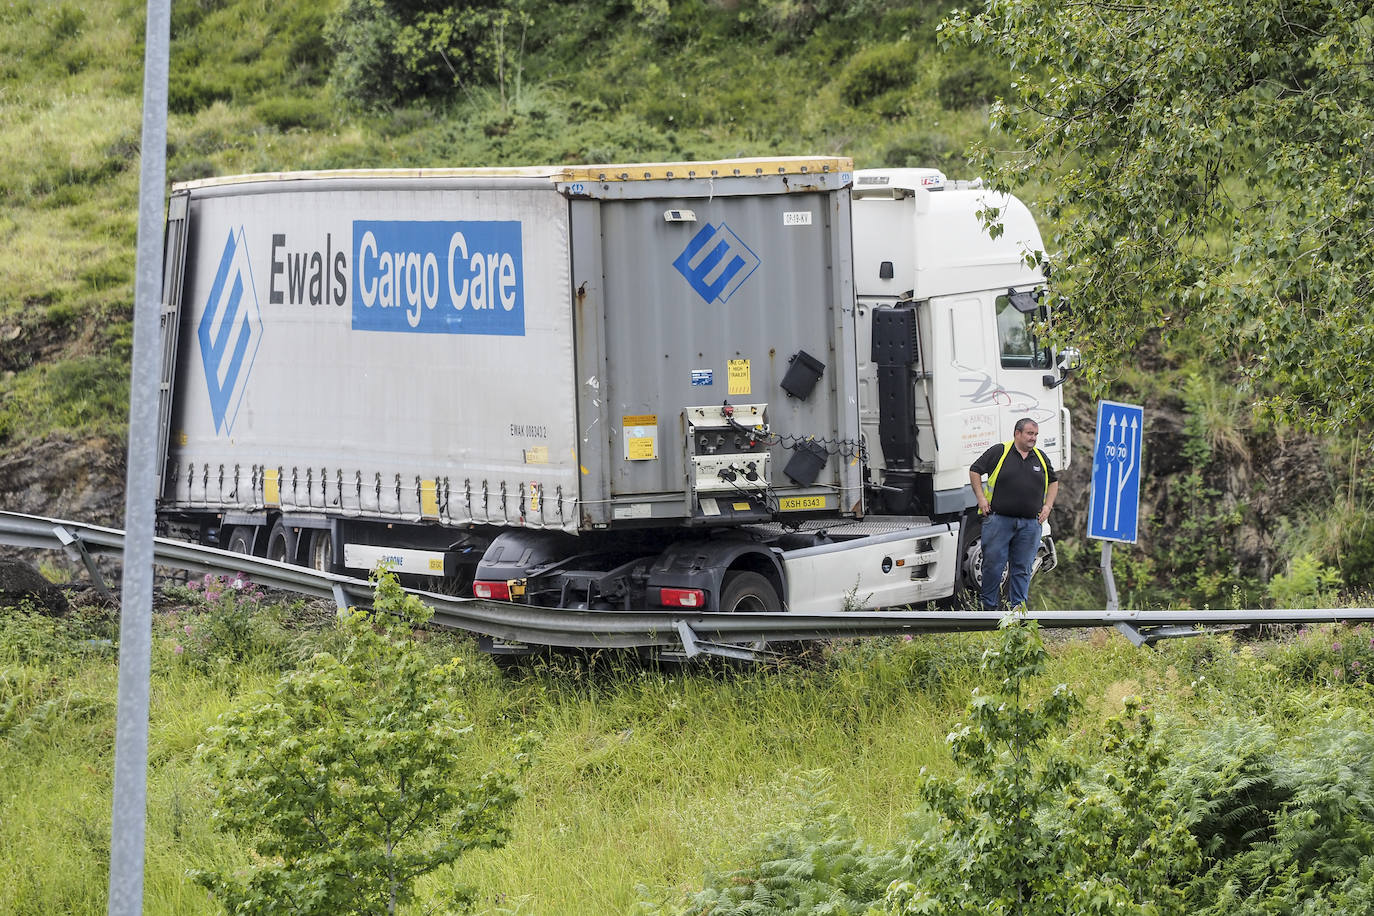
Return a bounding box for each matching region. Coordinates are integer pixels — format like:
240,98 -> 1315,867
971,442 -> 1059,519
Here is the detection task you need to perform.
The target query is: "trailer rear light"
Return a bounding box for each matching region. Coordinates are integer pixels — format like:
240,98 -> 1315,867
473,580 -> 512,601
660,587 -> 705,608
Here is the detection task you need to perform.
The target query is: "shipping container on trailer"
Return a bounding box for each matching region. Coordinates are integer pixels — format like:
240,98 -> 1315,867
156,157 -> 865,599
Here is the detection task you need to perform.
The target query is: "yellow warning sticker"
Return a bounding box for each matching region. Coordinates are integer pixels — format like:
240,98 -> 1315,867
728,359 -> 751,395
733,502 -> 751,511
263,468 -> 280,507
524,446 -> 549,464
625,418 -> 658,461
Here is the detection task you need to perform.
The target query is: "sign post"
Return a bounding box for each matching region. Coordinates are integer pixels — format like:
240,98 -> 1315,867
1088,400 -> 1144,611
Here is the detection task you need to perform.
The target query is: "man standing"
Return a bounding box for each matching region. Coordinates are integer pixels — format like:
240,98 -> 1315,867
968,418 -> 1059,611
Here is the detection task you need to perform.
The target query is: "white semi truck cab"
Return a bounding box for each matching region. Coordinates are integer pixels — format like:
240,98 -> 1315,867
850,167 -> 1074,588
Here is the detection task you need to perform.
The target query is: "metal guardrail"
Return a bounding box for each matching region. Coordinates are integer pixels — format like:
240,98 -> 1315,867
5,510 -> 1374,657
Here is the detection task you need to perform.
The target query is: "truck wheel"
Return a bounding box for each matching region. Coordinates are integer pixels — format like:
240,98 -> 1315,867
307,529 -> 334,572
225,526 -> 255,556
265,521 -> 295,564
962,539 -> 985,592
720,571 -> 780,611
962,538 -> 1011,594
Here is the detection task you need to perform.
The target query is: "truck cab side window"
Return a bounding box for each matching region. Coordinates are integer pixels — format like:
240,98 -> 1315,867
995,294 -> 1051,369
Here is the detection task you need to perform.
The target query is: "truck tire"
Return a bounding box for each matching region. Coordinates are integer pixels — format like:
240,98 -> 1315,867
962,538 -> 985,593
265,521 -> 295,564
225,526 -> 255,556
720,571 -> 781,611
306,529 -> 333,572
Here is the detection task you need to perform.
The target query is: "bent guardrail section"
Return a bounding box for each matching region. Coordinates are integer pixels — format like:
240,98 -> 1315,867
4,510 -> 1374,656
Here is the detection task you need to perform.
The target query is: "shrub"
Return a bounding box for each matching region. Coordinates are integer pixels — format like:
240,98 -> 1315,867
328,0 -> 533,110
1340,517 -> 1374,587
1168,710 -> 1374,914
1263,623 -> 1374,686
158,572 -> 293,674
637,770 -> 902,915
645,621 -> 1201,915
194,569 -> 533,915
837,41 -> 919,107
1267,554 -> 1342,608
936,57 -> 1009,109
254,96 -> 333,131
883,620 -> 1199,915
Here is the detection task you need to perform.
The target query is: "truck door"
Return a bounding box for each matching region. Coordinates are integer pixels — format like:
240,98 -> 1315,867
927,288 -> 1064,496
989,290 -> 1064,456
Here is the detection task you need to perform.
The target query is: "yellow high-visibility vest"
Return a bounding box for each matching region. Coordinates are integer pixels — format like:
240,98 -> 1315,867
984,441 -> 1049,502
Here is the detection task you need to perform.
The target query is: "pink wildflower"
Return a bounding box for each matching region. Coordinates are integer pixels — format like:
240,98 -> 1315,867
184,624 -> 193,635
174,644 -> 184,655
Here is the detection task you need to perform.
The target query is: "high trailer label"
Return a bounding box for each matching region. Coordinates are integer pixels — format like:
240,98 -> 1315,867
352,220 -> 526,335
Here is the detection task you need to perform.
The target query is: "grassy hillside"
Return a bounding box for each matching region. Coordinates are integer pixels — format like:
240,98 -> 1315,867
0,0 -> 1370,603
0,0 -> 994,437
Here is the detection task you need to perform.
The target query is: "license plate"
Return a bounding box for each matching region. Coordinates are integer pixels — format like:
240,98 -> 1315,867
779,495 -> 827,512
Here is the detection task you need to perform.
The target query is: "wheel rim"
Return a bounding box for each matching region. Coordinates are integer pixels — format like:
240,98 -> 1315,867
309,531 -> 332,571
227,527 -> 252,555
267,533 -> 289,563
726,591 -> 770,611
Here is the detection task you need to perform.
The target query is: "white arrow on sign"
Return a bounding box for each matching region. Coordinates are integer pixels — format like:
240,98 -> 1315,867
1100,414 -> 1117,532
1113,415 -> 1138,530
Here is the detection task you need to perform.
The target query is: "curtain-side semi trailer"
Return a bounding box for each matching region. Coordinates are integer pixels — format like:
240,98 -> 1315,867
155,157 -> 1074,624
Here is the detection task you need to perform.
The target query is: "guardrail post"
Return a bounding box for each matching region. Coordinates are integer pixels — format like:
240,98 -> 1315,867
54,525 -> 114,604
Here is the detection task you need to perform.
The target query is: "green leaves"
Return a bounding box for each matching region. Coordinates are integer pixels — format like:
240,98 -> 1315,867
945,0 -> 1374,433
195,568 -> 531,915
885,619 -> 1198,916
327,0 -> 533,110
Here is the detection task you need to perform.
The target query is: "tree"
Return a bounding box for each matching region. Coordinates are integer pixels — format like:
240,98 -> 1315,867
882,619 -> 1199,915
195,570 -> 532,915
941,1 -> 1374,432
327,0 -> 532,110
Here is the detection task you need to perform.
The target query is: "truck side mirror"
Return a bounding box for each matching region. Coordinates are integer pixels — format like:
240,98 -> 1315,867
1042,346 -> 1081,389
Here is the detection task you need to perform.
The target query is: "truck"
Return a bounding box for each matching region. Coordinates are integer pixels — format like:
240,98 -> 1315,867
154,156 -> 1074,630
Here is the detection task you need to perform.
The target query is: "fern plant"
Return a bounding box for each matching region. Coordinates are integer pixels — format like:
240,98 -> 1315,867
1170,710 -> 1374,915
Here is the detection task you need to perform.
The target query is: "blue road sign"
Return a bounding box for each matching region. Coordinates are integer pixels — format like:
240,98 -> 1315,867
1088,400 -> 1143,543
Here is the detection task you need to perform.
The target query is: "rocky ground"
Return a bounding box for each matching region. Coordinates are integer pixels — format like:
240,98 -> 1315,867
0,435 -> 125,526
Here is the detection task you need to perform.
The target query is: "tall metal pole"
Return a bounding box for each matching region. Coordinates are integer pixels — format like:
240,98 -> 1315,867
108,1 -> 170,912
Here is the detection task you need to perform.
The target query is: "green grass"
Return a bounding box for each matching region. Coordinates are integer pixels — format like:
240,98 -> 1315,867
6,592 -> 1373,914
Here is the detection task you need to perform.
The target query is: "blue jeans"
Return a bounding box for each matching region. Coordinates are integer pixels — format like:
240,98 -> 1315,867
979,513 -> 1041,611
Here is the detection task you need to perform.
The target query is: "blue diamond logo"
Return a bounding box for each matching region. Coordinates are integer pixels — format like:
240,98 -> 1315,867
198,228 -> 263,435
672,222 -> 761,304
